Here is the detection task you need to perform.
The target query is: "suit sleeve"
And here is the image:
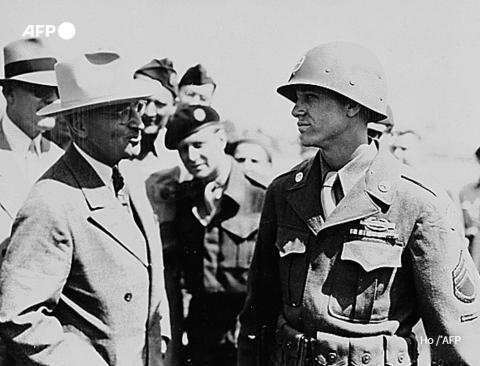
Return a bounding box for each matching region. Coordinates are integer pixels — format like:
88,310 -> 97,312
238,183 -> 283,366
409,195 -> 480,365
0,184 -> 109,366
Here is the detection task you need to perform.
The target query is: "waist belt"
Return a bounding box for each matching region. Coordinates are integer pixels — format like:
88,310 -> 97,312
275,316 -> 418,366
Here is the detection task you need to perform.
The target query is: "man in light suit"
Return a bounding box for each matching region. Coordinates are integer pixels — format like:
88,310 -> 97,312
0,37 -> 63,257
0,50 -> 170,365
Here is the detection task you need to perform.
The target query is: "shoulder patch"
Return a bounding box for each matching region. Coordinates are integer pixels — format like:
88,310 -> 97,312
400,175 -> 437,197
452,250 -> 476,303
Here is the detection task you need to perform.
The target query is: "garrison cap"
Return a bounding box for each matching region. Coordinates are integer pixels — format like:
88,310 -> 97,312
179,64 -> 216,88
134,58 -> 178,98
165,104 -> 220,150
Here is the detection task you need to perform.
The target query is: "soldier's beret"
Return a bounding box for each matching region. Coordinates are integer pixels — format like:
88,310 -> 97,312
134,58 -> 178,98
165,105 -> 220,150
178,64 -> 216,88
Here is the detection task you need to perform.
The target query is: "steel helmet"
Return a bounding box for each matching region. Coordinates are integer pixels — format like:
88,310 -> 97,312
277,42 -> 388,121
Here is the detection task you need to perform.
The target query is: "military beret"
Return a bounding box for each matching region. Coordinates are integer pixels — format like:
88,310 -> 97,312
178,64 -> 216,88
165,105 -> 220,150
134,58 -> 178,98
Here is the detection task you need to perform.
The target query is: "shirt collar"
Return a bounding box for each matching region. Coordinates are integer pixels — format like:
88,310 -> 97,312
73,142 -> 114,192
3,111 -> 42,156
320,142 -> 377,197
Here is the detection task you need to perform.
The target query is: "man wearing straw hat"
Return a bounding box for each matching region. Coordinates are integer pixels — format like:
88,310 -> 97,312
0,38 -> 63,261
0,50 -> 170,366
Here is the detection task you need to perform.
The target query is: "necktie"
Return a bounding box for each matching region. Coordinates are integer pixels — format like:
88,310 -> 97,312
112,165 -> 124,196
25,139 -> 41,185
112,166 -> 130,209
321,171 -> 343,218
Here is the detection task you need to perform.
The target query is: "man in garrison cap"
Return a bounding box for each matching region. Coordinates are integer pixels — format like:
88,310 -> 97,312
130,58 -> 182,178
178,64 -> 216,107
162,105 -> 265,366
238,41 -> 480,366
0,50 -> 170,366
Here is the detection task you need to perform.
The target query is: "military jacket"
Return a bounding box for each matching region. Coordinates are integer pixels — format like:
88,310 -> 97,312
173,158 -> 266,295
238,148 -> 480,365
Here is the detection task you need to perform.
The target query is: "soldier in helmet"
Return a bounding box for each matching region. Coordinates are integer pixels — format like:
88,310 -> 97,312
238,42 -> 480,366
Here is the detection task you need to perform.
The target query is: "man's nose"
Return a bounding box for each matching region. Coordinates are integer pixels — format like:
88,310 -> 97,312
128,110 -> 145,131
291,100 -> 305,118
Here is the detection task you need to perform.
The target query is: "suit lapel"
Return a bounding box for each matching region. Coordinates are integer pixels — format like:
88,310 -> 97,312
63,147 -> 148,265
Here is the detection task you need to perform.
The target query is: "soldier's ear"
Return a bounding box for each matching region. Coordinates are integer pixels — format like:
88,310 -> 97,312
345,100 -> 362,118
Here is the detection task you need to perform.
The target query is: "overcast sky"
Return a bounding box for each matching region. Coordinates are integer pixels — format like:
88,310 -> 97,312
2,0 -> 480,161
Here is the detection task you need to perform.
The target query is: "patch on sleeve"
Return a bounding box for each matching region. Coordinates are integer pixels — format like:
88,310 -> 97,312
452,250 -> 476,303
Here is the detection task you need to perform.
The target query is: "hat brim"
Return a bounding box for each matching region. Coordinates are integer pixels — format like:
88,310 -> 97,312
37,82 -> 154,117
0,70 -> 57,87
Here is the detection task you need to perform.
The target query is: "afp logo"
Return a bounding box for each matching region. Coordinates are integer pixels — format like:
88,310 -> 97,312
22,22 -> 76,40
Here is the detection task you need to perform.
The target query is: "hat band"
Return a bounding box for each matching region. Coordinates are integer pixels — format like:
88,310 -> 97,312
5,57 -> 57,78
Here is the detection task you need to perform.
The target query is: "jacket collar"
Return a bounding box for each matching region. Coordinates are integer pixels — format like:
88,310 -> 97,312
285,144 -> 399,235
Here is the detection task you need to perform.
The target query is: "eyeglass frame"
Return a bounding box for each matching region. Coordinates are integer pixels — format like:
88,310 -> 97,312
93,99 -> 147,125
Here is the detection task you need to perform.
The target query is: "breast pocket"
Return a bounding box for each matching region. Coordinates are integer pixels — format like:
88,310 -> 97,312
275,226 -> 310,307
328,239 -> 404,323
220,213 -> 260,269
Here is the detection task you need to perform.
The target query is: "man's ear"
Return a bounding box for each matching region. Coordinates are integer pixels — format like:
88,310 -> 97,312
67,113 -> 88,139
345,100 -> 362,118
2,83 -> 15,104
216,127 -> 228,149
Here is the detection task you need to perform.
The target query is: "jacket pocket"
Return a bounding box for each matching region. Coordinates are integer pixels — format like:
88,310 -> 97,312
275,226 -> 310,307
220,213 -> 260,269
328,239 -> 404,323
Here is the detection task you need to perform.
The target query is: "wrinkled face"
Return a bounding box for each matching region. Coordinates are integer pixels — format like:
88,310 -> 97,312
177,125 -> 226,181
234,142 -> 271,175
4,81 -> 58,138
74,100 -> 146,166
141,80 -> 176,133
291,86 -> 349,149
179,84 -> 215,106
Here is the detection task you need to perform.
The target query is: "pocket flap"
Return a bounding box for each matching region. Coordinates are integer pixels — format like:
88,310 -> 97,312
341,240 -> 403,272
221,213 -> 260,240
275,227 -> 308,258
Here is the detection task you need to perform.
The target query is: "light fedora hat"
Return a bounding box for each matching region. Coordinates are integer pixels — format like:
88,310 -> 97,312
38,50 -> 154,116
0,37 -> 57,86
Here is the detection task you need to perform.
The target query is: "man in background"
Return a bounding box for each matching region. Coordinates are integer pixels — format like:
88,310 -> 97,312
0,37 -> 63,257
178,64 -> 216,107
164,105 -> 266,366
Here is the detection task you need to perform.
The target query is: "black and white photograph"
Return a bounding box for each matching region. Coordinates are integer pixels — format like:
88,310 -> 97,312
0,1 -> 479,365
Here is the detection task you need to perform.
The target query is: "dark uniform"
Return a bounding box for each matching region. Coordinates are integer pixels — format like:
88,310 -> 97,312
239,146 -> 480,365
173,157 -> 265,366
238,42 -> 480,366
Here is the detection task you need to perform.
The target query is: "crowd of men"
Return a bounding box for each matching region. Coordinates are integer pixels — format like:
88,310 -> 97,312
0,36 -> 479,366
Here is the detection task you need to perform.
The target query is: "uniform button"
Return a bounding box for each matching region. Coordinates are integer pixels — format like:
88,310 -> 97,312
362,353 -> 371,364
327,352 -> 337,363
398,352 -> 404,363
295,172 -> 303,182
286,340 -> 292,349
124,293 -> 133,302
378,181 -> 391,192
